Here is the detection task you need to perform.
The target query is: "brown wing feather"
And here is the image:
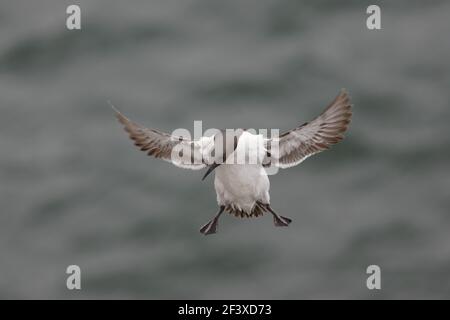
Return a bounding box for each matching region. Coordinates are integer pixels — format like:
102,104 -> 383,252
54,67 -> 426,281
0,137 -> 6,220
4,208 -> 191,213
267,89 -> 352,168
114,109 -> 206,170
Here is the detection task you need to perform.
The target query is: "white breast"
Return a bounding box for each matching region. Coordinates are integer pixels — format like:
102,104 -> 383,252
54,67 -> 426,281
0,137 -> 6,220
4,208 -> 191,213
213,132 -> 270,213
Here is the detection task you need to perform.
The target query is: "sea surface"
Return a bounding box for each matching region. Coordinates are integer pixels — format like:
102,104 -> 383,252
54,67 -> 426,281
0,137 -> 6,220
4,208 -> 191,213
1,0 -> 450,299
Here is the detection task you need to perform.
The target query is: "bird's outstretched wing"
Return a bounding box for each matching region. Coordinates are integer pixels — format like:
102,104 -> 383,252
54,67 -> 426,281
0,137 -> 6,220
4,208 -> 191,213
265,89 -> 352,169
114,109 -> 206,170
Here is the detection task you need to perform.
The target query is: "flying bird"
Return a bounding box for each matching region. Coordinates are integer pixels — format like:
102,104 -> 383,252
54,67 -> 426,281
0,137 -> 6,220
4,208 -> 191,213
114,90 -> 352,235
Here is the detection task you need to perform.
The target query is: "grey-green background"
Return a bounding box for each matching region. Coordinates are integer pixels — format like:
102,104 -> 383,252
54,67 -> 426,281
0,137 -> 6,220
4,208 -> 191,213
1,0 -> 449,299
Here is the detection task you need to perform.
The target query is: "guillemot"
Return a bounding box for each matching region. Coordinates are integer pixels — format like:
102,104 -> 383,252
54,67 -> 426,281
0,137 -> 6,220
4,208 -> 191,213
114,89 -> 352,235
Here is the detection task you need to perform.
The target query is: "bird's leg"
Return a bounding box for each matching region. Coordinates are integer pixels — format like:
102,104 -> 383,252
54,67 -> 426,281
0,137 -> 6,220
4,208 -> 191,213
200,206 -> 225,235
266,204 -> 292,227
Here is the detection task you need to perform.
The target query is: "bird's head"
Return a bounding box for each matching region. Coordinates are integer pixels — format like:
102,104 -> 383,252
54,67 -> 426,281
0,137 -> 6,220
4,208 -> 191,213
201,129 -> 244,180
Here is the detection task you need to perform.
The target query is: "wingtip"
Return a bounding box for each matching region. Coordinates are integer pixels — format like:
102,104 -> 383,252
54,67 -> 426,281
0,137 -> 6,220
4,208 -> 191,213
107,100 -> 120,114
339,88 -> 352,107
108,101 -> 129,125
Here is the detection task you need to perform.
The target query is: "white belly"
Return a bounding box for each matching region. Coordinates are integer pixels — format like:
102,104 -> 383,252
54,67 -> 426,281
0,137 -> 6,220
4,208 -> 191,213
214,164 -> 270,213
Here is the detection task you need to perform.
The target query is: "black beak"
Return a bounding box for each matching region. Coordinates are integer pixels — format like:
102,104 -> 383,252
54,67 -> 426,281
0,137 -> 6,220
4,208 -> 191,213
202,163 -> 221,181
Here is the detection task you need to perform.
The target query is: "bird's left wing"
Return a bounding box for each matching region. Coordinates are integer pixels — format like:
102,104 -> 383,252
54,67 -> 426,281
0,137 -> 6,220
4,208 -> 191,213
115,109 -> 206,170
265,89 -> 352,169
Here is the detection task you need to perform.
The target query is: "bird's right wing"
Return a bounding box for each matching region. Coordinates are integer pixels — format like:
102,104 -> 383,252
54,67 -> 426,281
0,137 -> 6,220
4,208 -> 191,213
265,90 -> 352,168
114,109 -> 206,170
